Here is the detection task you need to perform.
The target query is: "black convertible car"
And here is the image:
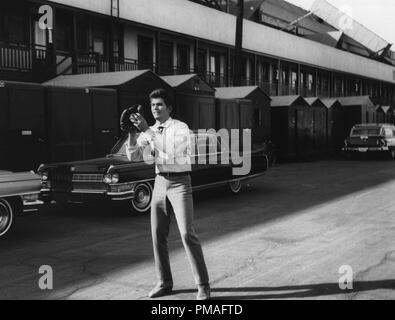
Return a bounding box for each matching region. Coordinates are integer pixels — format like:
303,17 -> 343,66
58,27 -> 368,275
38,132 -> 270,214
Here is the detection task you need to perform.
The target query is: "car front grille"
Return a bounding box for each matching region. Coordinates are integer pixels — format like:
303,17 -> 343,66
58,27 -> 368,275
72,174 -> 103,182
51,172 -> 106,192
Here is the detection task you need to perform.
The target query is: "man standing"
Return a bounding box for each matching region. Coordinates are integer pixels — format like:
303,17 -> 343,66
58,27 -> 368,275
123,89 -> 210,300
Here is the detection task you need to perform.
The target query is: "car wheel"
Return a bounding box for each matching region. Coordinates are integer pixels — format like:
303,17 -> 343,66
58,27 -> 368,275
229,180 -> 242,194
131,182 -> 153,214
0,198 -> 14,237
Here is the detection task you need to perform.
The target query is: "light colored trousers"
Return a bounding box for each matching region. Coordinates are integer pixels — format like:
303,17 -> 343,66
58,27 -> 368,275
151,174 -> 209,286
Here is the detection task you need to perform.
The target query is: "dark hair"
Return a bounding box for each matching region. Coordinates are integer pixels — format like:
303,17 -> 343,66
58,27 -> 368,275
149,88 -> 173,107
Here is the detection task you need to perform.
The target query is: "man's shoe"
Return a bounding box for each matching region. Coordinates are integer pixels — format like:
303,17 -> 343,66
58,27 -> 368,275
197,284 -> 211,300
148,283 -> 173,299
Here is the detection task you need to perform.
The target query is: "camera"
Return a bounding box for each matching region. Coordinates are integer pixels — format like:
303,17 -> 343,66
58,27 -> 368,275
120,104 -> 144,133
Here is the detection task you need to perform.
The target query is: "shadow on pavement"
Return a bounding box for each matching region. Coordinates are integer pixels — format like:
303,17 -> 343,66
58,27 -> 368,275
172,279 -> 395,299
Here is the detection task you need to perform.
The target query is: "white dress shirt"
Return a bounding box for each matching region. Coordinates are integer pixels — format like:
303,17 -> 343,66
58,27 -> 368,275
126,117 -> 192,174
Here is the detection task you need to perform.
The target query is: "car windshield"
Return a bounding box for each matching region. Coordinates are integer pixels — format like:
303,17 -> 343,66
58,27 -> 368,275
108,134 -> 143,162
110,132 -> 229,160
351,128 -> 382,136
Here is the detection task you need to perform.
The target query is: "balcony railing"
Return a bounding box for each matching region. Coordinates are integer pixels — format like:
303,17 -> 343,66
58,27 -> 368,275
280,84 -> 298,96
2,40 -> 395,105
300,87 -> 316,98
0,41 -> 47,72
257,81 -> 278,96
76,53 -> 156,74
203,72 -> 227,87
317,88 -> 330,98
158,66 -> 196,76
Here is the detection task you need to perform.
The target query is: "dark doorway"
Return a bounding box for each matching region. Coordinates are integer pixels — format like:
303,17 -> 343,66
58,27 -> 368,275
138,36 -> 153,69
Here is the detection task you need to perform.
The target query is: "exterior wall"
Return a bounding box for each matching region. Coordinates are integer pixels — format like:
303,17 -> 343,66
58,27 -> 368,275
243,20 -> 395,84
46,0 -> 395,84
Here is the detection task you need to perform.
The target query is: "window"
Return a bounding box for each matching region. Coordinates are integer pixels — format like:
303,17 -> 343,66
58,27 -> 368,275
272,64 -> 279,83
0,3 -> 28,43
138,36 -> 153,69
177,44 -> 190,73
56,10 -> 73,52
281,67 -> 289,86
197,49 -> 207,75
261,61 -> 270,82
92,18 -> 110,58
112,24 -> 124,59
159,41 -> 173,75
76,15 -> 90,51
334,75 -> 344,96
291,71 -> 298,90
307,74 -> 313,91
351,128 -> 380,136
240,56 -> 247,80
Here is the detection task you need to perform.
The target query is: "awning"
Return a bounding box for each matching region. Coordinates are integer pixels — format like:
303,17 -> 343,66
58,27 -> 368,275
337,96 -> 375,108
311,0 -> 391,55
43,70 -> 151,87
215,86 -> 271,100
304,31 -> 343,48
304,97 -> 326,108
226,0 -> 266,19
321,98 -> 340,109
270,95 -> 308,107
161,74 -> 197,88
161,74 -> 215,92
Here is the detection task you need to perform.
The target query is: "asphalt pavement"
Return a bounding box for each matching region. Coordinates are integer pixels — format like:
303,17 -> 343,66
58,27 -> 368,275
0,159 -> 394,300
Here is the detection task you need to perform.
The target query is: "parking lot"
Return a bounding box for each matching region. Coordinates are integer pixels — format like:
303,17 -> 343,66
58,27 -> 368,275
0,159 -> 394,300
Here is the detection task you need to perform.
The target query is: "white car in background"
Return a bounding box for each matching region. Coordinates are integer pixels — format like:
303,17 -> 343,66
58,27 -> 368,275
0,170 -> 42,237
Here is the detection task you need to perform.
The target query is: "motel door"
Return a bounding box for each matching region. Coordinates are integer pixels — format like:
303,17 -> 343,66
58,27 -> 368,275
6,85 -> 47,171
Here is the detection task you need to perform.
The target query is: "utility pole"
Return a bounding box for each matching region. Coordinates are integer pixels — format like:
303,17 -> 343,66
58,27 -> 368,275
233,0 -> 244,87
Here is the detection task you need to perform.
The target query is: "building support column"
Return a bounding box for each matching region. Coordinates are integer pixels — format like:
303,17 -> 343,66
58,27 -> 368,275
253,54 -> 257,86
155,31 -> 161,75
194,39 -> 199,74
297,64 -> 301,96
233,0 -> 244,86
277,59 -> 281,96
72,11 -> 78,74
49,6 -> 57,78
226,48 -> 231,87
108,20 -> 116,72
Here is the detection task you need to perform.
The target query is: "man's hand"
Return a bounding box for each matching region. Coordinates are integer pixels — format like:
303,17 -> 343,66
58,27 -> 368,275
120,105 -> 145,133
130,112 -> 149,132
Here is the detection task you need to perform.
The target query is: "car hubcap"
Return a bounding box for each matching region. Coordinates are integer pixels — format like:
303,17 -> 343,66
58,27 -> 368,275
132,184 -> 152,212
230,180 -> 242,193
0,202 -> 11,234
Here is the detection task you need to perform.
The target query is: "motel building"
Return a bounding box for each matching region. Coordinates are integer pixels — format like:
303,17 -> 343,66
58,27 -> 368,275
0,0 -> 395,109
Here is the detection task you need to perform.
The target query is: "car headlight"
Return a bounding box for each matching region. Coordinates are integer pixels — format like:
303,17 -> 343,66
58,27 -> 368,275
104,173 -> 119,184
40,171 -> 49,182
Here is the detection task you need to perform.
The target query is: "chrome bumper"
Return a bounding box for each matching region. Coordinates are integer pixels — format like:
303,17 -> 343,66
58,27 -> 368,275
40,183 -> 136,202
343,146 -> 389,152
